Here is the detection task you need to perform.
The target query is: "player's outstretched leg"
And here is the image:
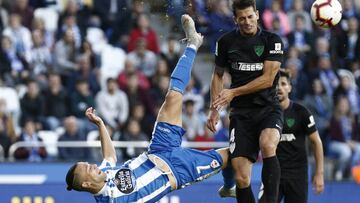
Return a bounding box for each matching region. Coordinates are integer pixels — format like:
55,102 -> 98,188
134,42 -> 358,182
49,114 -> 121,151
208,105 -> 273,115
218,162 -> 236,198
156,14 -> 203,126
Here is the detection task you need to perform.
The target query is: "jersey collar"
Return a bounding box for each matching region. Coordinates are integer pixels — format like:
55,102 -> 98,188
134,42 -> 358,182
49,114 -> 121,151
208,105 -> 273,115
236,26 -> 262,37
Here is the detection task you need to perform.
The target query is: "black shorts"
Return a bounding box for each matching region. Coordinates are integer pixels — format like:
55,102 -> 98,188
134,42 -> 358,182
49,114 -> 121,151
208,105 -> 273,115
229,105 -> 283,162
258,176 -> 308,203
278,177 -> 308,203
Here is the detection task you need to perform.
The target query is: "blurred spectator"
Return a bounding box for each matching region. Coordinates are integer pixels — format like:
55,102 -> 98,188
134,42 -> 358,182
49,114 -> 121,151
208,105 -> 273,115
270,16 -> 288,47
123,72 -> 155,117
57,0 -> 89,40
341,0 -> 359,24
150,75 -> 169,106
262,0 -> 291,36
27,29 -> 52,76
67,54 -> 100,95
160,35 -> 180,73
31,17 -> 54,49
183,76 -> 204,113
264,0 -> 293,12
127,37 -> 157,78
58,116 -> 88,161
0,35 -> 28,86
11,0 -> 34,29
151,58 -> 170,87
287,14 -> 313,57
117,58 -> 150,91
0,0 -> 9,33
20,79 -> 45,129
69,78 -> 95,118
207,0 -> 235,53
57,15 -> 81,48
95,78 -> 129,130
0,98 -> 17,157
307,37 -> 332,72
328,96 -> 360,181
186,0 -> 209,34
130,101 -> 154,138
182,98 -> 204,141
350,60 -> 360,87
334,69 -> 360,116
166,0 -> 185,30
285,59 -> 309,101
311,54 -> 339,97
53,29 -> 79,75
44,73 -> 69,130
93,0 -> 132,46
303,79 -> 333,144
14,119 -> 47,161
80,40 -> 101,69
3,13 -> 32,59
127,13 -> 159,53
337,17 -> 360,67
287,0 -> 313,32
121,118 -> 148,159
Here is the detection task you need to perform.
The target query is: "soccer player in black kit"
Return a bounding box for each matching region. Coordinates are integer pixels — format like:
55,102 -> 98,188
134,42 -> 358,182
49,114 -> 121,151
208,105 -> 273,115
207,0 -> 284,202
258,70 -> 324,203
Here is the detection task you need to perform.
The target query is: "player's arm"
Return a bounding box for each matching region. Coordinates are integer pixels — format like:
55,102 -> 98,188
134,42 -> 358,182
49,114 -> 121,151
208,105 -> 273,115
207,37 -> 227,132
207,65 -> 225,132
309,131 -> 324,194
85,107 -> 117,164
213,61 -> 280,109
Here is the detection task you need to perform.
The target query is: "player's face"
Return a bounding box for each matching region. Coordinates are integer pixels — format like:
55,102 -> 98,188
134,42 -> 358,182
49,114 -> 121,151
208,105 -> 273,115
277,76 -> 291,102
233,7 -> 259,36
76,162 -> 106,185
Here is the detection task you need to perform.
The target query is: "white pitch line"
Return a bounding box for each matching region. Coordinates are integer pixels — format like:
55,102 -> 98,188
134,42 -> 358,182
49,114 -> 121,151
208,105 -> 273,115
0,175 -> 47,184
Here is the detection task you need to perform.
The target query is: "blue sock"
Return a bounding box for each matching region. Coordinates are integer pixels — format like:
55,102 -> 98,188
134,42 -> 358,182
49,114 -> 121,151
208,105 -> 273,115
169,47 -> 196,94
222,164 -> 235,188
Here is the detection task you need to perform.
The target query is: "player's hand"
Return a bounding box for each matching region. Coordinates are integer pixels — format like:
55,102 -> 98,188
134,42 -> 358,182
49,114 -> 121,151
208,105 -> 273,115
312,173 -> 324,194
85,107 -> 103,126
213,89 -> 235,110
207,109 -> 219,132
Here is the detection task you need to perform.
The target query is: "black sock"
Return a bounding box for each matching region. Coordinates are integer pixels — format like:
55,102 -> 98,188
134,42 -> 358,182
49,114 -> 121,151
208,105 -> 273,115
262,156 -> 280,203
236,186 -> 255,203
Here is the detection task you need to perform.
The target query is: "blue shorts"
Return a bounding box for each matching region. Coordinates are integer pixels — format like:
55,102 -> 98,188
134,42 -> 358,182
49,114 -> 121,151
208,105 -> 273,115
148,122 -> 223,188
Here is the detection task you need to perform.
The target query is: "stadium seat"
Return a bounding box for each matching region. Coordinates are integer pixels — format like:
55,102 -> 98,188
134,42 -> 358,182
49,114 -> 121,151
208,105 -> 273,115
38,130 -> 60,158
34,7 -> 59,32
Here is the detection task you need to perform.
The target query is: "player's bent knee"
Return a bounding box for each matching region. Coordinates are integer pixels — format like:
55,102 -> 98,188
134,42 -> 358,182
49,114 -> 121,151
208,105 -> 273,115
260,142 -> 277,157
234,174 -> 251,188
165,90 -> 182,104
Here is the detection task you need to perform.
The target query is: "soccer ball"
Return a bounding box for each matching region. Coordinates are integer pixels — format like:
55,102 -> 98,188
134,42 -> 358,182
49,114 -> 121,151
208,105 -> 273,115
310,0 -> 343,28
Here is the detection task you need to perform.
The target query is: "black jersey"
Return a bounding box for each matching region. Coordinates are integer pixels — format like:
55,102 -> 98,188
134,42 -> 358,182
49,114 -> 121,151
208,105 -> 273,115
215,28 -> 284,109
277,101 -> 317,178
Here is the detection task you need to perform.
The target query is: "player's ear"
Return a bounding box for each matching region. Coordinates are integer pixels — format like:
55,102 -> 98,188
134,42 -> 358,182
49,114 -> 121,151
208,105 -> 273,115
233,16 -> 238,25
255,10 -> 259,21
82,181 -> 92,189
288,83 -> 292,93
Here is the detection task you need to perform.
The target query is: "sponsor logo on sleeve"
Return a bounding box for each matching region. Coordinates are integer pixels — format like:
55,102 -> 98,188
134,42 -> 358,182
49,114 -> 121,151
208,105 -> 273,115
269,43 -> 283,54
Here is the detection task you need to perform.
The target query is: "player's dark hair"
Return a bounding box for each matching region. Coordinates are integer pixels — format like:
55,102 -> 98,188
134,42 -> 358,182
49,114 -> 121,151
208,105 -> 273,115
279,69 -> 291,82
66,164 -> 81,191
232,0 -> 256,16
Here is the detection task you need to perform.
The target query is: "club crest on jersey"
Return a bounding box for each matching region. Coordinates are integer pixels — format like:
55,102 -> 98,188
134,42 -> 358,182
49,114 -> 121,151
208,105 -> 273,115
286,118 -> 295,128
115,168 -> 135,194
210,160 -> 220,169
254,45 -> 264,56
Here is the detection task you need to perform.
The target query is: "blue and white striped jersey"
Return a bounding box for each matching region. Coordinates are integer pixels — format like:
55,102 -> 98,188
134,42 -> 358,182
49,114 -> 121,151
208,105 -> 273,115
94,153 -> 171,203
